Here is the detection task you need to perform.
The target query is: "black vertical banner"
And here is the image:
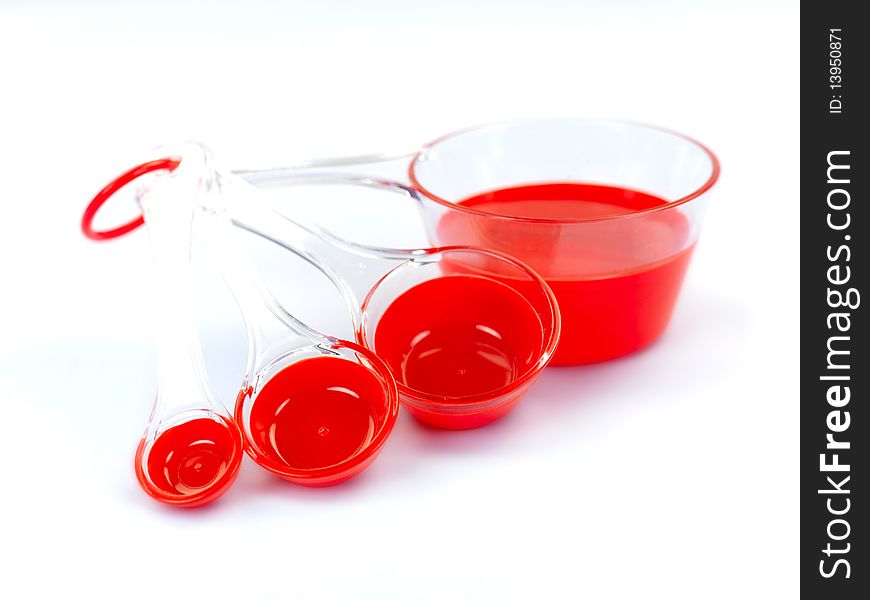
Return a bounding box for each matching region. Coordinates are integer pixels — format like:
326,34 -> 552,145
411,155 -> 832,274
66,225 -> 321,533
802,2 -> 868,597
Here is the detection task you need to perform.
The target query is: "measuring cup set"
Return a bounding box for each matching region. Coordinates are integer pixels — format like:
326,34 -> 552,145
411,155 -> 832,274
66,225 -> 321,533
82,119 -> 719,507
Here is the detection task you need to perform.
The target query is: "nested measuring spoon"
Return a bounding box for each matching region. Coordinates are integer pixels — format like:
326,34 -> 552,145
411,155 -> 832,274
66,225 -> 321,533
216,170 -> 562,430
85,153 -> 245,507
84,147 -> 399,490
85,143 -> 560,483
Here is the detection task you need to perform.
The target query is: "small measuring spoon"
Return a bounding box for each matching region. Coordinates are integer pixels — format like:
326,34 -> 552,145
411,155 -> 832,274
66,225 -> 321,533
216,172 -> 561,430
128,153 -> 244,507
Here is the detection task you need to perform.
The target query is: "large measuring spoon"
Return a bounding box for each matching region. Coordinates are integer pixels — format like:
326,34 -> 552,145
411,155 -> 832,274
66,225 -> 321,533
216,171 -> 561,430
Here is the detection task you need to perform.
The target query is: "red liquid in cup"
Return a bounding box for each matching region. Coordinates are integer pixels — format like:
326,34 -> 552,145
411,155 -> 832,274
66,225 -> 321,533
136,415 -> 241,507
247,357 -> 389,482
374,275 -> 545,428
438,183 -> 693,365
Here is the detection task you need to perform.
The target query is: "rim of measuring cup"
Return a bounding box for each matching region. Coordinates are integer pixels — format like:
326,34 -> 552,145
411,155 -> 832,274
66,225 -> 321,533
356,245 -> 561,411
234,339 -> 400,484
407,118 -> 720,225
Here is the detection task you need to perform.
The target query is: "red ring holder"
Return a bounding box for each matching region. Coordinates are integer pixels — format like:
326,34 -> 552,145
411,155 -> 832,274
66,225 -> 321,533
81,157 -> 180,241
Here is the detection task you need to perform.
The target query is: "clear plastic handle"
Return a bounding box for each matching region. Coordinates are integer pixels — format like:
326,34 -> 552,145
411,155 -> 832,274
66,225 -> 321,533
193,169 -> 333,382
233,152 -> 413,187
216,171 -> 433,333
139,156 -> 227,436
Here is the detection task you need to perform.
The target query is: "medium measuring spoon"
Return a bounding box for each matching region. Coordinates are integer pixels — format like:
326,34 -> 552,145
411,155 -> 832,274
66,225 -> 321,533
191,155 -> 400,487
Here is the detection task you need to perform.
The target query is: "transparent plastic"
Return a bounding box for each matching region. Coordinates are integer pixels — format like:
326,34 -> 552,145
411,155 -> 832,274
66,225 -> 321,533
133,149 -> 243,507
239,119 -> 719,365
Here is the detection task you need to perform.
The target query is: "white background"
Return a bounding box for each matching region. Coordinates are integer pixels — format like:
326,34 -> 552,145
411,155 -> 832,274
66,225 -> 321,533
0,1 -> 799,598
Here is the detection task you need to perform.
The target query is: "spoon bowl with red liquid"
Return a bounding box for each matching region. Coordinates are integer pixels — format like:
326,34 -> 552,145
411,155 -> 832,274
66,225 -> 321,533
235,343 -> 398,486
358,247 -> 560,429
238,119 -> 719,365
217,174 -> 561,429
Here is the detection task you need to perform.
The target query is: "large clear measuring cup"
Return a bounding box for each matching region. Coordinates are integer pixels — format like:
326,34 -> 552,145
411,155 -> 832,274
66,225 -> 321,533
239,119 -> 720,365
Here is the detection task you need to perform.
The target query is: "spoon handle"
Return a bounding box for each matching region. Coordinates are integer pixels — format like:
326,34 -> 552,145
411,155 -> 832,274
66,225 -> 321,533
194,168 -> 328,387
218,172 -> 436,330
232,151 -> 414,186
138,150 -> 226,438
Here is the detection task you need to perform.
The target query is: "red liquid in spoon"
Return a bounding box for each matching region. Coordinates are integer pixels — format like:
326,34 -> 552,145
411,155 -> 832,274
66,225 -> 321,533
247,357 -> 390,480
136,414 -> 241,507
438,183 -> 694,365
374,275 -> 545,428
